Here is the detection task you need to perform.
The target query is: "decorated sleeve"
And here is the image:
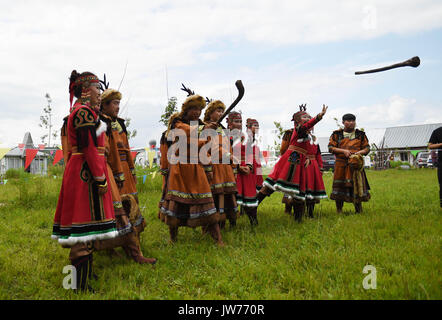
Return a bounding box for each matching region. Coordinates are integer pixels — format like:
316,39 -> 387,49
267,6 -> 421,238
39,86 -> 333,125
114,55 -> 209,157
298,114 -> 322,135
83,131 -> 106,181
108,132 -> 125,182
328,132 -> 339,152
73,107 -> 97,151
123,133 -> 136,174
361,132 -> 370,151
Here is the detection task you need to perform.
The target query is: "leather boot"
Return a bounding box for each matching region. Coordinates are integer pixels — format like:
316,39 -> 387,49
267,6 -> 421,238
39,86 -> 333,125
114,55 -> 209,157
293,202 -> 305,223
285,203 -> 293,215
208,223 -> 224,246
71,254 -> 94,293
169,225 -> 179,243
307,203 -> 315,218
123,232 -> 157,265
354,202 -> 363,213
336,200 -> 344,213
246,207 -> 258,226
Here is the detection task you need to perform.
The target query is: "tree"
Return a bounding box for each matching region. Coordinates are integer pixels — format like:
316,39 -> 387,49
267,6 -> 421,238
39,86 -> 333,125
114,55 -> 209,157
125,117 -> 137,141
39,93 -> 58,147
273,121 -> 286,156
159,96 -> 178,127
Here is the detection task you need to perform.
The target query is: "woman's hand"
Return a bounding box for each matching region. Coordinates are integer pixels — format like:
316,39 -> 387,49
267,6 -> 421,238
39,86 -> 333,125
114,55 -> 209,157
319,104 -> 328,117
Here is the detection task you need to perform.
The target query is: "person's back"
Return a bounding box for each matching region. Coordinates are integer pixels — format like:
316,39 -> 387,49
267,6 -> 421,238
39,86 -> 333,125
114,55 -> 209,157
428,126 -> 442,207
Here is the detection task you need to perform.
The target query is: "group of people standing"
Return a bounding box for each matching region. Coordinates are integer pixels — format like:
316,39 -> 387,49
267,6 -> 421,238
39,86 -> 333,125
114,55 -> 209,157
51,69 -> 373,292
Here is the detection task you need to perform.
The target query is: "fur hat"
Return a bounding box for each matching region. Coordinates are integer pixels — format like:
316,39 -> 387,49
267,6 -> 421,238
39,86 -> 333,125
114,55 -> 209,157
101,89 -> 122,104
181,94 -> 206,115
204,100 -> 226,122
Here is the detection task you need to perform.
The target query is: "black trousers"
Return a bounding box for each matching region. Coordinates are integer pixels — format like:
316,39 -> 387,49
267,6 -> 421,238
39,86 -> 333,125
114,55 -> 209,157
438,165 -> 442,207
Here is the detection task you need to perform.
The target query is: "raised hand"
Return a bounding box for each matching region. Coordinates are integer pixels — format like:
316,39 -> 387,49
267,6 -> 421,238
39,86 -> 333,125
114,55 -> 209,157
319,104 -> 328,117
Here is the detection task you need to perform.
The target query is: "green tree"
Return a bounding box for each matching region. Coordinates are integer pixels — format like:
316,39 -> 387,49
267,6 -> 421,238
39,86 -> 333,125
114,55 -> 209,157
159,96 -> 178,127
125,117 -> 137,141
39,93 -> 58,147
273,121 -> 286,156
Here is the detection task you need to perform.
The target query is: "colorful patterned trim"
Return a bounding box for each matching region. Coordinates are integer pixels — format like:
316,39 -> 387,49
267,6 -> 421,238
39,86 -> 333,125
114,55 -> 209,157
167,189 -> 213,199
113,201 -> 123,209
203,165 -> 213,172
236,195 -> 259,207
117,222 -> 133,236
211,181 -> 236,189
52,221 -> 118,245
160,205 -> 217,220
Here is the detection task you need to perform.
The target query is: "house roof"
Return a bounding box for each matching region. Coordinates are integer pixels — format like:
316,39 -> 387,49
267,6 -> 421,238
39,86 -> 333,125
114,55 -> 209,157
4,132 -> 48,158
383,123 -> 442,149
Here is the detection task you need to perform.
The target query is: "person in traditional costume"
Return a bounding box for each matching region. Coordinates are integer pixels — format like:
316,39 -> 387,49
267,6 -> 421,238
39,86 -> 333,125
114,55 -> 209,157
100,89 -> 156,264
256,104 -> 328,222
202,100 -> 238,229
52,70 -> 118,291
227,112 -> 259,226
100,91 -> 149,251
158,95 -> 224,245
328,113 -> 370,213
246,119 -> 264,193
428,126 -> 442,207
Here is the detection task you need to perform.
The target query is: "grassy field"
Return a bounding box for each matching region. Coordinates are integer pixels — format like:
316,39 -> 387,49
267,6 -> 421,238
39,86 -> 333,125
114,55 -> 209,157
0,167 -> 440,300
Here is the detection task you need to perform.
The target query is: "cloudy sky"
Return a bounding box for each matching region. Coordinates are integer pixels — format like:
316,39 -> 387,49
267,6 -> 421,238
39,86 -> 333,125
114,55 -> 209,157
1,0 -> 441,150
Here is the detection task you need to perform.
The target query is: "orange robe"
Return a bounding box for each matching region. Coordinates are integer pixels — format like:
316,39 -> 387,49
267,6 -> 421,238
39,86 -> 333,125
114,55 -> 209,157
159,119 -> 218,228
200,124 -> 238,222
108,117 -> 146,233
328,129 -> 371,203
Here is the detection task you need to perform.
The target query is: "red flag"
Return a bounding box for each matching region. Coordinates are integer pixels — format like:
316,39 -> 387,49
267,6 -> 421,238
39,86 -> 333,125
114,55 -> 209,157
53,149 -> 64,165
25,149 -> 38,169
262,151 -> 269,164
131,151 -> 138,159
18,143 -> 25,150
38,144 -> 45,150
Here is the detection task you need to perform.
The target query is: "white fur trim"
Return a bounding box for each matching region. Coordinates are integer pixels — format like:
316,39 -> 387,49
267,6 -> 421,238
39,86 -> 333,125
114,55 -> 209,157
52,230 -> 119,246
96,120 -> 107,137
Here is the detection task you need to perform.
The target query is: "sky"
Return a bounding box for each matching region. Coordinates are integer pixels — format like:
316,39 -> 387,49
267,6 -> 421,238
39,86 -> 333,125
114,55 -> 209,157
0,0 -> 441,151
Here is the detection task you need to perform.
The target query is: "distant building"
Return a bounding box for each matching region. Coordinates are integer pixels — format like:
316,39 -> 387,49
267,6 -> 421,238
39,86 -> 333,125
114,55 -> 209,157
0,132 -> 49,175
381,123 -> 442,164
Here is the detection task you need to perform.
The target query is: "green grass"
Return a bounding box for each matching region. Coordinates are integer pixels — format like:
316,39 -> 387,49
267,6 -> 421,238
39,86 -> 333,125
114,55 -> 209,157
0,168 -> 440,299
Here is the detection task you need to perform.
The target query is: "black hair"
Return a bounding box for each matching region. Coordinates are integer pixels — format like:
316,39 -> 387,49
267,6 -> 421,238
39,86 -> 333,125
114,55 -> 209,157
342,113 -> 356,121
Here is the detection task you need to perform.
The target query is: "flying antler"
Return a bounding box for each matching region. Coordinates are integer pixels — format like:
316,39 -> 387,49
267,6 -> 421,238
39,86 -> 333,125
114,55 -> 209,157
299,103 -> 307,111
217,80 -> 245,124
355,56 -> 420,75
206,97 -> 212,104
180,83 -> 194,96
